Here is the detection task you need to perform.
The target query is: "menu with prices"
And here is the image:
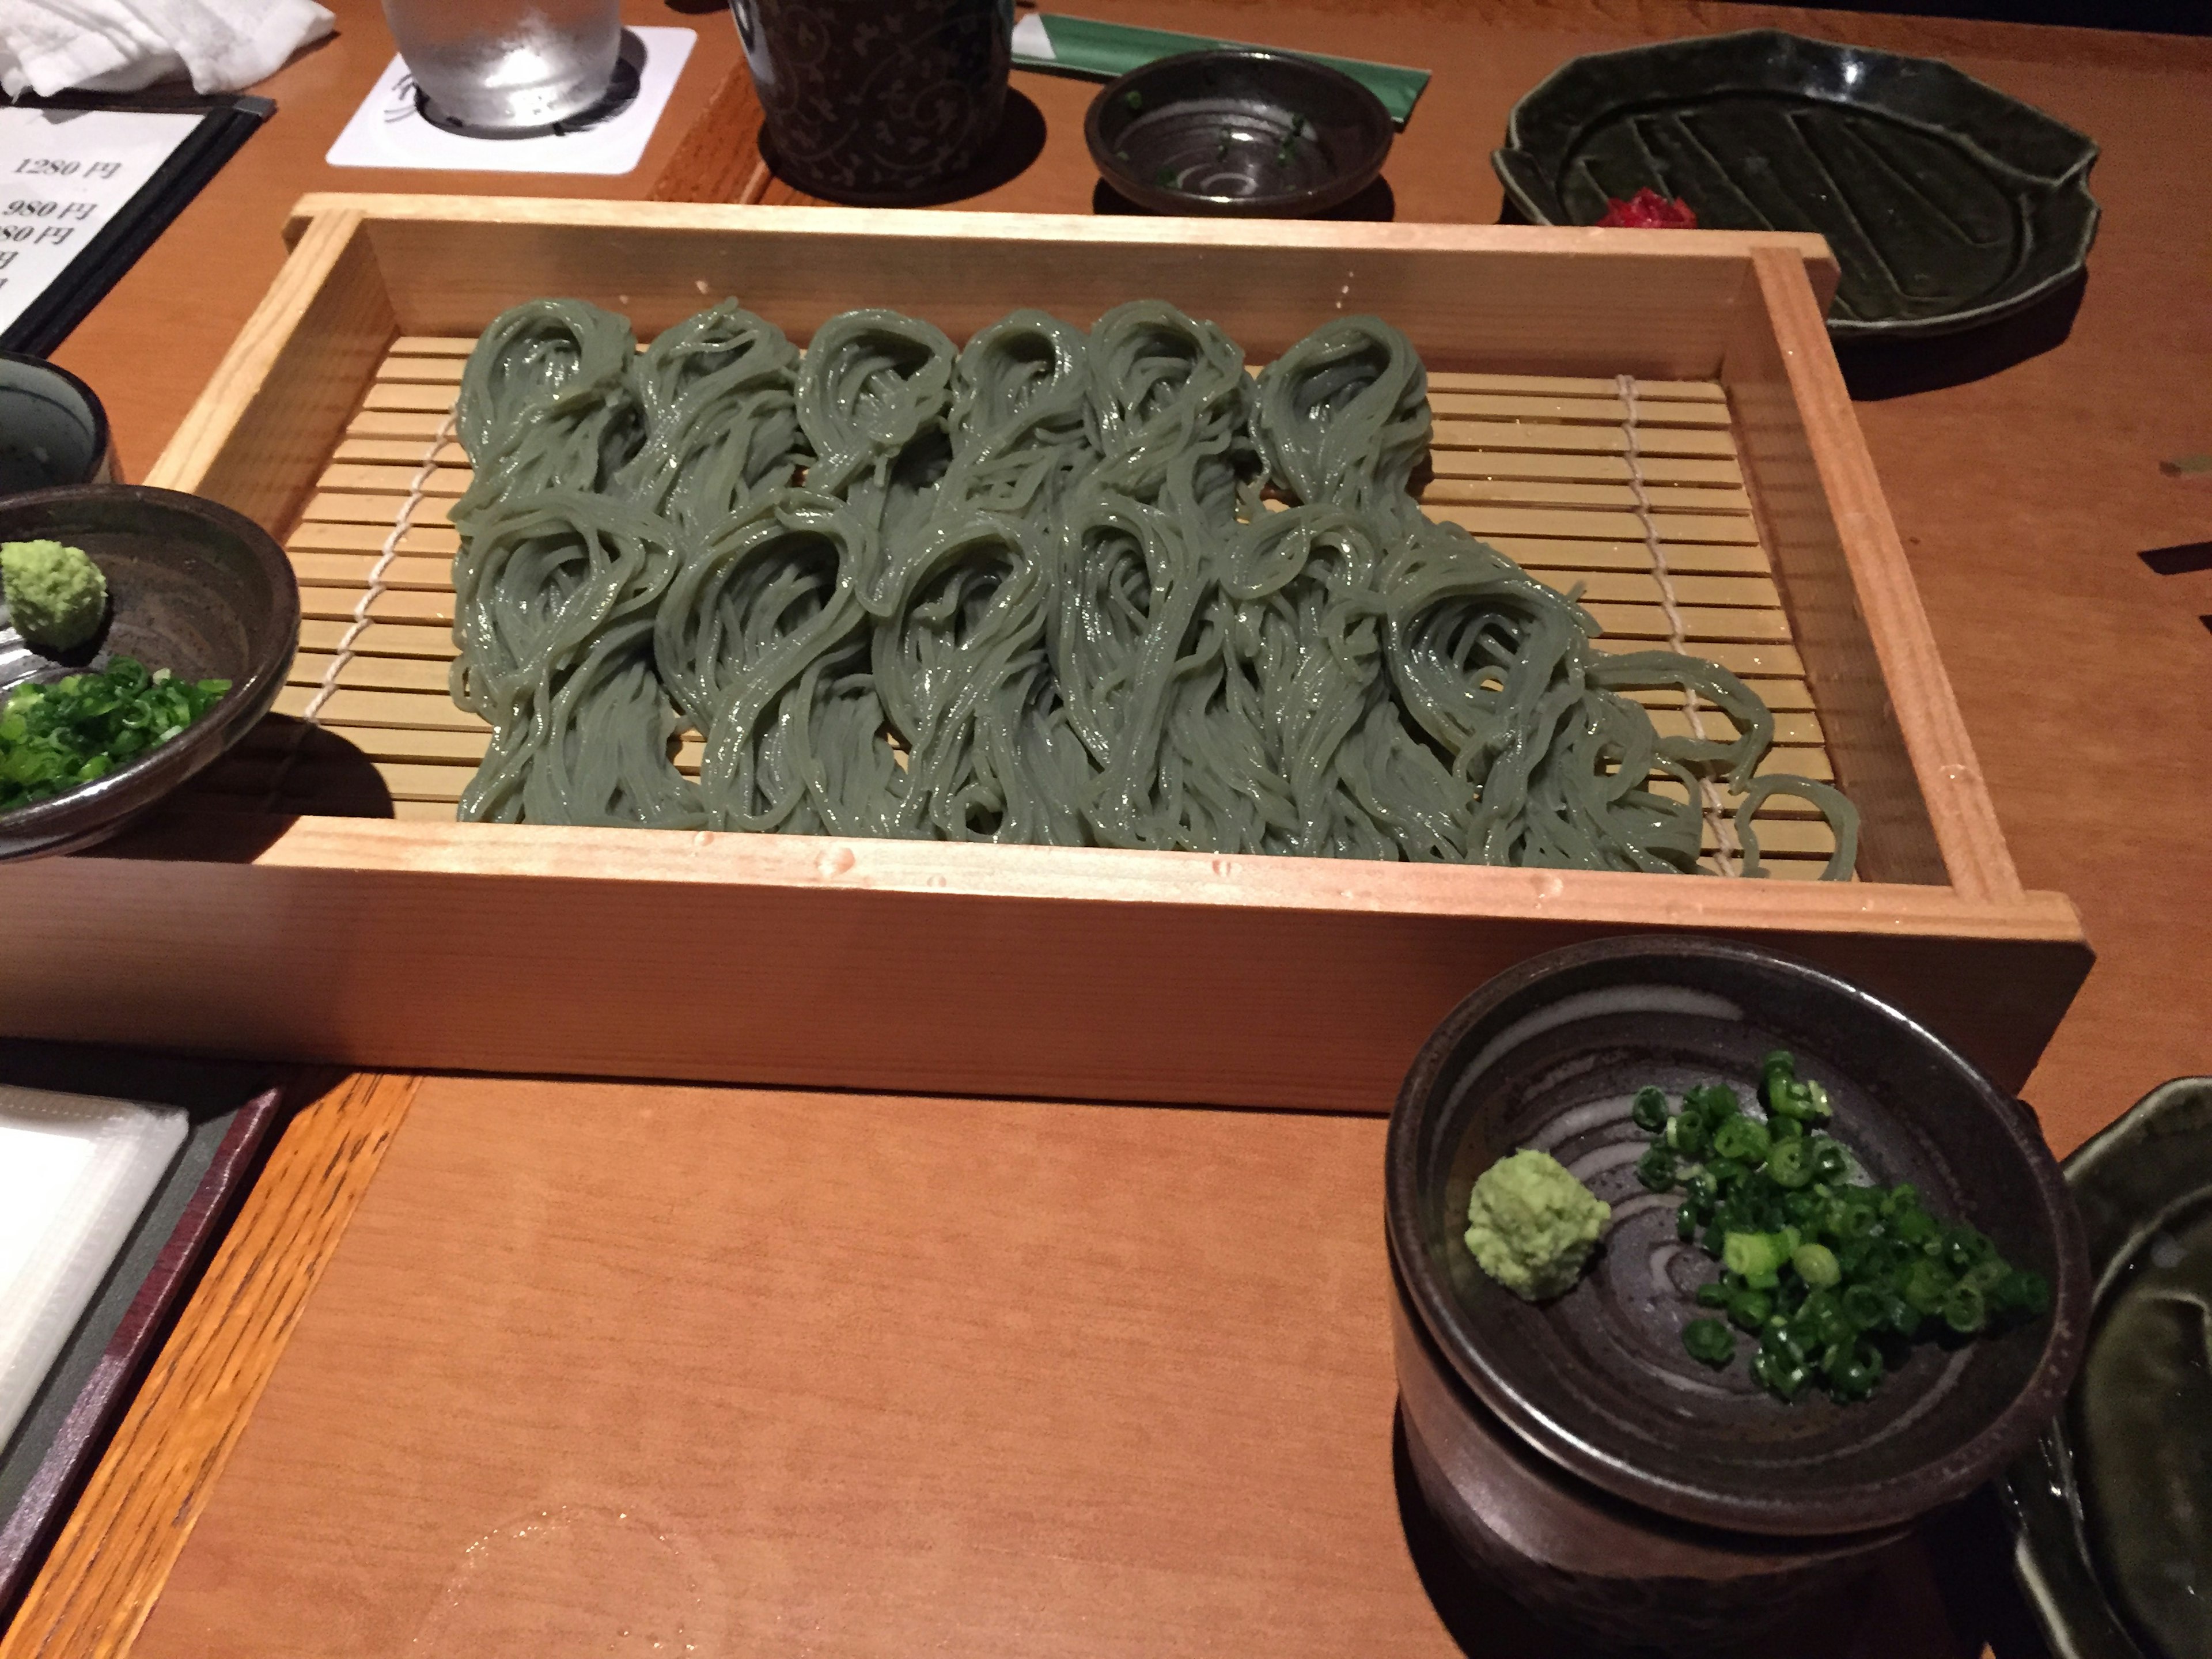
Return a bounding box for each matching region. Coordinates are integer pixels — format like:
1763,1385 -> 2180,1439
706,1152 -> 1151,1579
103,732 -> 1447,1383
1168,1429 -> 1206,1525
0,105 -> 203,340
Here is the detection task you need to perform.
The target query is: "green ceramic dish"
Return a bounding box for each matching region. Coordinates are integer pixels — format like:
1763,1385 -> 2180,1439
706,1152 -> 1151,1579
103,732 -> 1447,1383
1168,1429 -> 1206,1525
1491,30 -> 2100,341
2002,1077 -> 2212,1659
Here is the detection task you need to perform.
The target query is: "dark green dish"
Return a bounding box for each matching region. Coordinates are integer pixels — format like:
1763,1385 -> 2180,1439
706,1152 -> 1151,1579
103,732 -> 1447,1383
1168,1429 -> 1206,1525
1491,30 -> 2100,340
2003,1077 -> 2212,1659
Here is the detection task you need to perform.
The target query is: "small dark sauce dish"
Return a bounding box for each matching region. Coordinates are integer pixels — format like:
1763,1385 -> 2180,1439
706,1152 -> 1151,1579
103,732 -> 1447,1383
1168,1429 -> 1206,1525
1085,49 -> 1392,217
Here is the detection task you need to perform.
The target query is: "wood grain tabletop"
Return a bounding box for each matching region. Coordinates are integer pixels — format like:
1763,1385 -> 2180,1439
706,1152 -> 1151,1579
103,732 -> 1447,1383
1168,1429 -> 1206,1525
123,1075 -> 1999,1659
7,0 -> 2209,1652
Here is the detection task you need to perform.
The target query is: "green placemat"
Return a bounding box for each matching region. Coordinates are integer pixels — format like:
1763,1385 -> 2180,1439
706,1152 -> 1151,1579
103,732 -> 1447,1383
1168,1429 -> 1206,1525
1011,12 -> 1430,127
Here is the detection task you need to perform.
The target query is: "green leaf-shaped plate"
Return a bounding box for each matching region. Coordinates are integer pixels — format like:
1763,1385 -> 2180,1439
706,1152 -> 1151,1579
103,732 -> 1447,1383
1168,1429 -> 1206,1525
1492,30 -> 2100,340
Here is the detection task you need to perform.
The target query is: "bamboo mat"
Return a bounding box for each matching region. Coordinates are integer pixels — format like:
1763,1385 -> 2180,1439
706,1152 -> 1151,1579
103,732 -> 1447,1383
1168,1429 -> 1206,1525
185,339 -> 1840,875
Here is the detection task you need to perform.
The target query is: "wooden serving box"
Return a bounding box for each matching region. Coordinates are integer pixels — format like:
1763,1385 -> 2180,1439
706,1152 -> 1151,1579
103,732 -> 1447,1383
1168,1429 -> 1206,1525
0,197 -> 2088,1109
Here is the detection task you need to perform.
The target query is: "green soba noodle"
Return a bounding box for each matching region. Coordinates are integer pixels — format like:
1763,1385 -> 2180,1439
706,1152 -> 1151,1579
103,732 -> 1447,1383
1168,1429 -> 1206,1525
447,297 -> 1859,877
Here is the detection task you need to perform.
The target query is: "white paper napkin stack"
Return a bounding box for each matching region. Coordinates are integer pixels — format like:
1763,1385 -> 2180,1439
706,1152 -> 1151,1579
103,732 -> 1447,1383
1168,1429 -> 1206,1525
0,1085 -> 187,1449
0,0 -> 333,98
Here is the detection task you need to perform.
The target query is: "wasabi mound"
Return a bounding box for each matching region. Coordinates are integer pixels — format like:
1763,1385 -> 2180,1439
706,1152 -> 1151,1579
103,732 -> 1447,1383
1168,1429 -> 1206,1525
2,539 -> 106,651
1464,1149 -> 1611,1302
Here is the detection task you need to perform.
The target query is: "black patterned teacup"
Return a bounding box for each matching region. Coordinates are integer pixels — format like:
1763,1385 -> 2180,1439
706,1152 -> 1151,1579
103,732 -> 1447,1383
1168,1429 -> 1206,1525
733,0 -> 1012,203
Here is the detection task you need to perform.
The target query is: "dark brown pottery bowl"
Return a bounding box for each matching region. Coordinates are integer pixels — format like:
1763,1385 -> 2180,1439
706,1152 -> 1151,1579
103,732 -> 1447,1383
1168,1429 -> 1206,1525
1085,49 -> 1392,217
1395,1266 -> 1911,1653
2002,1076 -> 2212,1659
0,486 -> 297,860
1385,935 -> 2089,1539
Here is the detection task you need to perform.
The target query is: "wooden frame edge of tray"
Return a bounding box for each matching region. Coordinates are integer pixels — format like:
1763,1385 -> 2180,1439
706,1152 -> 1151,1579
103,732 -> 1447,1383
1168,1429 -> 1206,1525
275,192 -> 1843,270
102,810 -> 2080,940
1739,245 -> 2023,906
28,816 -> 2090,1104
0,1071 -> 422,1659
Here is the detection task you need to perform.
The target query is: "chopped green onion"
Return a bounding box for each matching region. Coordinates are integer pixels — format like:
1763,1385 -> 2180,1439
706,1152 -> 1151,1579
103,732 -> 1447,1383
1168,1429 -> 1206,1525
1683,1319 -> 1736,1366
1892,1205 -> 1938,1247
1960,1256 -> 2009,1294
0,657 -> 229,811
1841,1282 -> 1887,1328
1792,1242 -> 1841,1289
1901,1256 -> 1955,1315
1942,1282 -> 1988,1335
1688,1083 -> 1741,1124
1768,1072 -> 1833,1123
1635,1145 -> 1678,1191
1945,1226 -> 1996,1272
1752,1350 -> 1810,1399
1630,1049 -> 2046,1404
1724,1229 -> 1797,1287
1712,1116 -> 1771,1164
1800,1288 -> 1854,1347
1760,1141 -> 1813,1194
1664,1111 -> 1711,1158
1703,1157 -> 1748,1189
1727,1286 -> 1772,1331
1631,1086 -> 1669,1132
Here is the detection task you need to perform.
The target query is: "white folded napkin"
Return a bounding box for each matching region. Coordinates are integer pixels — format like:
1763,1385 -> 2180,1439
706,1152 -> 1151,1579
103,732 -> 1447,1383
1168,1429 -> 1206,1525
0,0 -> 334,98
0,1085 -> 187,1450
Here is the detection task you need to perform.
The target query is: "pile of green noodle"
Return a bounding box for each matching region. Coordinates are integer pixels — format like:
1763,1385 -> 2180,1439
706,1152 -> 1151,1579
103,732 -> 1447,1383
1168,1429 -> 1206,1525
448,298 -> 1857,877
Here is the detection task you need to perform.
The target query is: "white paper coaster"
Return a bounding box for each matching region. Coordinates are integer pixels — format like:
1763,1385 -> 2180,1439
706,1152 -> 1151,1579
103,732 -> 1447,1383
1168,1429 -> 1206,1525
0,1085 -> 188,1449
325,25 -> 695,176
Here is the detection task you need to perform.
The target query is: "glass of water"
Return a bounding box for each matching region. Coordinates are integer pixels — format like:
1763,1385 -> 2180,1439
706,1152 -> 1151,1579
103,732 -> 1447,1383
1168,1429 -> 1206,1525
383,0 -> 622,131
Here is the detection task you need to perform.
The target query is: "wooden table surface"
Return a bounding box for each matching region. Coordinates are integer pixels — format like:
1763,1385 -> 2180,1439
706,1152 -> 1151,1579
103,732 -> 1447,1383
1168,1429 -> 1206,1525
9,0 -> 2210,1653
123,1075 -> 1984,1659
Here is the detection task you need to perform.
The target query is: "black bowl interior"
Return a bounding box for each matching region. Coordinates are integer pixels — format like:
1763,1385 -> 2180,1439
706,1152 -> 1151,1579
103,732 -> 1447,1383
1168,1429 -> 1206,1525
1491,30 -> 2100,339
0,485 -> 297,858
1086,49 -> 1392,217
0,353 -> 109,493
1385,936 -> 2089,1538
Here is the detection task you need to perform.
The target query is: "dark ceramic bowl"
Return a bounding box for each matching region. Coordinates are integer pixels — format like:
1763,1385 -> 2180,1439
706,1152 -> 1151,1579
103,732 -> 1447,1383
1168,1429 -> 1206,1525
1491,30 -> 2100,340
1385,935 -> 2090,1539
1395,1267 -> 1911,1653
0,486 -> 297,859
1085,49 -> 1392,217
0,353 -> 116,495
2003,1077 -> 2212,1659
